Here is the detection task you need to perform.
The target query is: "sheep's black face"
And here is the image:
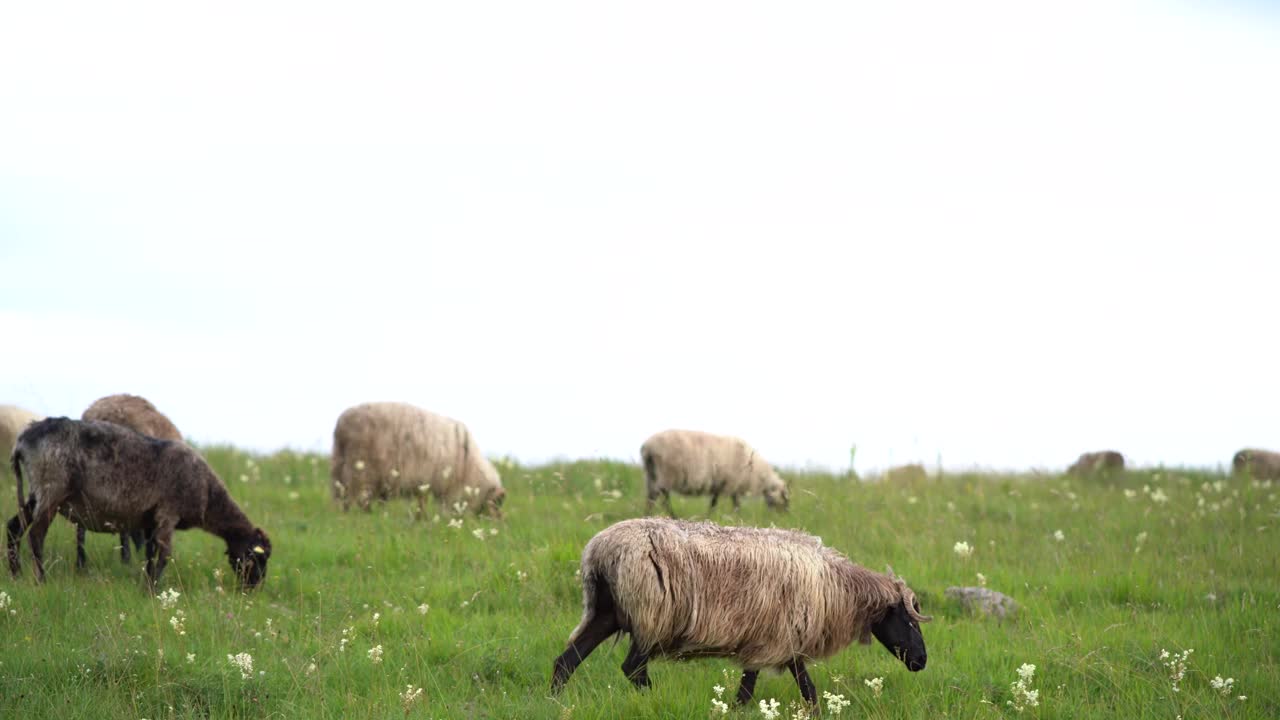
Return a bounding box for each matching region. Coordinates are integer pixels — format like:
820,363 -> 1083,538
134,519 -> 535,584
228,528 -> 272,590
871,600 -> 928,672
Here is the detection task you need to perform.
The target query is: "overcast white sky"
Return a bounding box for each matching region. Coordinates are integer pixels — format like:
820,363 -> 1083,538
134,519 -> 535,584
2,1 -> 1277,473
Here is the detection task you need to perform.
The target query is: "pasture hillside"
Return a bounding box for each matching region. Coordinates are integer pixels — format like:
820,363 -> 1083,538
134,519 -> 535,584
0,449 -> 1276,719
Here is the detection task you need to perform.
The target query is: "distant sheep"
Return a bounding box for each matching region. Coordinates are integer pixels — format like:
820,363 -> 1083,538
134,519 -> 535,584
640,430 -> 788,515
331,402 -> 505,516
82,394 -> 185,567
550,518 -> 930,705
1067,450 -> 1125,476
1232,448 -> 1280,480
6,418 -> 272,589
885,464 -> 928,483
1,405 -> 44,465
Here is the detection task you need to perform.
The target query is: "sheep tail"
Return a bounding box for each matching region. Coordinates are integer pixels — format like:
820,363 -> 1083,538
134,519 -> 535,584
11,446 -> 24,511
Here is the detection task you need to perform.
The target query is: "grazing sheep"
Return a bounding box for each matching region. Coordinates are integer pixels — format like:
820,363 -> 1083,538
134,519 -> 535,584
81,394 -> 185,567
1067,450 -> 1125,476
331,402 -> 505,516
885,463 -> 928,483
640,430 -> 789,516
550,518 -> 930,705
6,418 -> 272,589
1,405 -> 44,467
1232,448 -> 1280,480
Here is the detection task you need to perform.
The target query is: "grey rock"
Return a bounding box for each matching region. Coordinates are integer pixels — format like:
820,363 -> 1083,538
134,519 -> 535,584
945,586 -> 1019,618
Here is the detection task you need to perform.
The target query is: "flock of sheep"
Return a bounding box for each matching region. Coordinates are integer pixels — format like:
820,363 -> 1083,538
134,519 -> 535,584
1,396 -> 1276,707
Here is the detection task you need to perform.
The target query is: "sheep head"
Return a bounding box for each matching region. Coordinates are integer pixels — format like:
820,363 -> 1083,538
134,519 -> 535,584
870,580 -> 931,672
227,527 -> 272,590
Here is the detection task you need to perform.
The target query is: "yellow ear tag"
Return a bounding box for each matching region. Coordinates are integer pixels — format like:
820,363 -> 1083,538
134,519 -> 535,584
252,546 -> 266,554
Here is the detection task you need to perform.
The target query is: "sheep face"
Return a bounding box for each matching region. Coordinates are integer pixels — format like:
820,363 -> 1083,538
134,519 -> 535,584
763,475 -> 789,510
870,599 -> 929,672
483,487 -> 507,518
227,528 -> 272,590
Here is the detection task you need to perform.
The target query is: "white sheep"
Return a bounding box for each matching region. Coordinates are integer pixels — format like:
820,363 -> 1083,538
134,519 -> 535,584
640,429 -> 788,515
331,402 -> 505,516
1,405 -> 44,468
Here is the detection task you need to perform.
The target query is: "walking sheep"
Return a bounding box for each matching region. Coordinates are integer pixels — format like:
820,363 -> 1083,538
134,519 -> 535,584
6,418 -> 272,590
331,402 -> 505,517
550,518 -> 930,705
1,405 -> 43,467
640,429 -> 789,516
1232,448 -> 1280,480
82,393 -> 185,567
1067,450 -> 1125,476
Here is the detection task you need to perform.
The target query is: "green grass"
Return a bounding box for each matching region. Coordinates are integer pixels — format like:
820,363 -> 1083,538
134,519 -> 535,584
1,451 -> 1277,719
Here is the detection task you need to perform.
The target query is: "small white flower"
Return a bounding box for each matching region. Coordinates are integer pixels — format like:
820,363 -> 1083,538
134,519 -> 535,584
157,588 -> 180,610
1210,675 -> 1235,696
288,491 -> 300,500
976,572 -> 987,587
368,644 -> 384,664
169,610 -> 186,636
472,528 -> 487,541
713,684 -> 725,698
907,496 -> 918,504
711,698 -> 730,714
489,527 -> 498,536
1124,489 -> 1137,499
0,592 -> 11,611
823,690 -> 852,713
953,541 -> 973,558
185,653 -> 195,664
1150,488 -> 1169,503
417,603 -> 430,615
759,697 -> 781,719
401,684 -> 424,708
305,662 -> 317,675
1017,663 -> 1036,681
227,652 -> 254,680
448,518 -> 464,530
864,676 -> 884,698
354,460 -> 366,471
390,469 -> 400,479
1052,530 -> 1065,542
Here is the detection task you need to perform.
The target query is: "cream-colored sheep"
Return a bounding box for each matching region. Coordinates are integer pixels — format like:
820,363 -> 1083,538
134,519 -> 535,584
331,402 -> 505,516
82,394 -> 183,443
550,518 -> 930,705
1232,448 -> 1280,480
1,405 -> 44,468
640,429 -> 788,515
885,463 -> 928,483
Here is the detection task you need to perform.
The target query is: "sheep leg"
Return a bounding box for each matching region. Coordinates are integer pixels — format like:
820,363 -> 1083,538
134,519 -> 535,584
732,494 -> 741,510
76,524 -> 88,570
119,531 -> 133,564
661,490 -> 677,518
25,504 -> 58,583
145,523 -> 175,589
786,658 -> 818,705
709,493 -> 719,511
736,670 -> 759,704
5,497 -> 35,576
549,612 -> 620,693
620,641 -> 651,688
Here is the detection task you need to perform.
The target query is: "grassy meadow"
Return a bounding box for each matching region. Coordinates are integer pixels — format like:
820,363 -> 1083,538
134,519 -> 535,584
0,449 -> 1277,719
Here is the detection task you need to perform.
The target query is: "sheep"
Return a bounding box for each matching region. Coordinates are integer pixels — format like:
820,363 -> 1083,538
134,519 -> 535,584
331,402 -> 505,517
550,518 -> 930,705
1232,448 -> 1280,480
1,405 -> 44,467
81,394 -> 185,567
6,418 -> 272,590
1067,450 -> 1125,476
640,429 -> 789,516
885,463 -> 928,483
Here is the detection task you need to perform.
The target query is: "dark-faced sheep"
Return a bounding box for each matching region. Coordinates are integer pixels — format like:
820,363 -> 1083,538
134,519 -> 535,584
331,402 -> 505,517
1232,448 -> 1280,480
6,418 -> 272,590
81,393 -> 185,567
550,518 -> 930,706
1067,450 -> 1125,476
640,430 -> 789,516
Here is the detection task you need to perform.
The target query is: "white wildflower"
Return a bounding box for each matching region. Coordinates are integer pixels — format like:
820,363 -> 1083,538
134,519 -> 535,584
169,610 -> 186,635
759,698 -> 781,719
1052,530 -> 1065,542
157,588 -> 181,610
864,676 -> 884,698
368,644 -> 384,664
354,460 -> 366,471
401,684 -> 424,709
711,698 -> 730,714
1124,488 -> 1137,499
824,690 -> 852,714
417,603 -> 430,615
1210,675 -> 1235,696
1151,488 -> 1169,503
976,572 -> 987,587
1007,662 -> 1039,712
953,541 -> 973,558
448,518 -> 464,530
713,684 -> 725,698
186,653 -> 195,664
0,592 -> 10,612
305,662 -> 317,675
1160,648 -> 1193,693
472,528 -> 487,541
489,527 -> 498,536
452,501 -> 468,515
227,652 -> 254,680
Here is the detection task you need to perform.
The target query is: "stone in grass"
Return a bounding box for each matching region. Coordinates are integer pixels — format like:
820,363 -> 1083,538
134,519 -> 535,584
945,586 -> 1019,619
